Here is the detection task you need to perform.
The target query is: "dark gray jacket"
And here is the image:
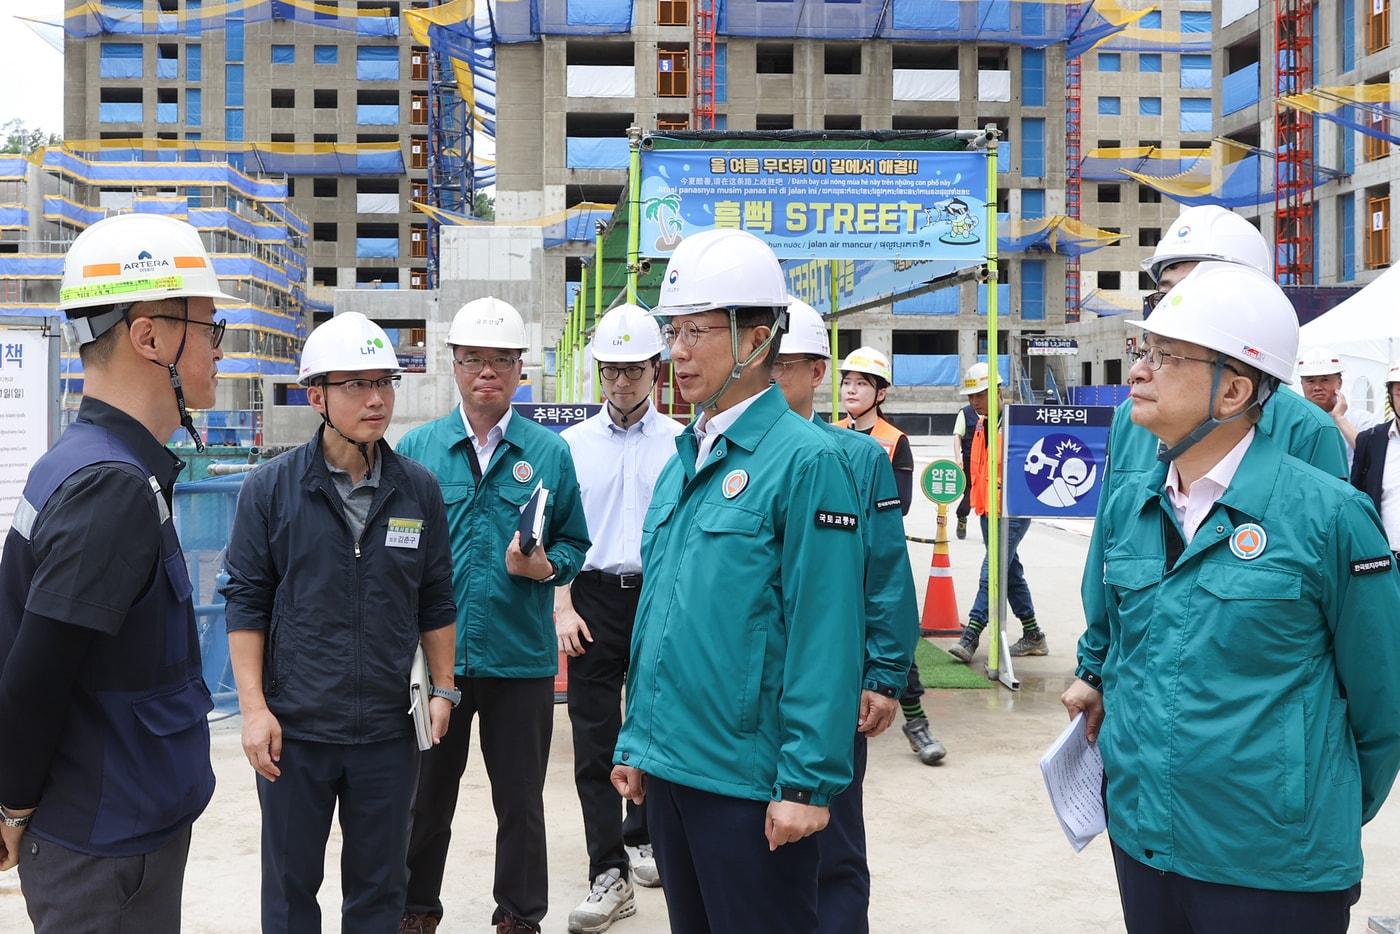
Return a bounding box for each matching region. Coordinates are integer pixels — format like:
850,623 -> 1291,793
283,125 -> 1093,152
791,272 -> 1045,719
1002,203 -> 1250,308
221,429 -> 456,744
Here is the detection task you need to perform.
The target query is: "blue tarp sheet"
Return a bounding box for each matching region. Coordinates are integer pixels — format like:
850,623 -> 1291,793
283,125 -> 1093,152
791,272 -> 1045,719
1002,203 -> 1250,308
355,237 -> 400,259
99,102 -> 143,123
157,102 -> 178,124
565,137 -> 629,169
0,206 -> 28,227
156,57 -> 178,79
1222,63 -> 1261,116
356,105 -> 400,125
100,42 -> 143,78
567,0 -> 633,26
892,354 -> 960,386
1180,99 -> 1212,133
271,44 -> 295,64
357,46 -> 400,80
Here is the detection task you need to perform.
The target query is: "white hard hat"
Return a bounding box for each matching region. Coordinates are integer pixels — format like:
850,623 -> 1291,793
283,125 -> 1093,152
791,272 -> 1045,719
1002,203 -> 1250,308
58,213 -> 238,343
654,228 -> 789,318
590,304 -> 665,363
1388,361 -> 1400,385
777,296 -> 830,357
1143,206 -> 1273,284
958,361 -> 991,395
1129,261 -> 1298,383
839,346 -> 892,385
298,312 -> 402,385
446,296 -> 527,349
1296,346 -> 1343,378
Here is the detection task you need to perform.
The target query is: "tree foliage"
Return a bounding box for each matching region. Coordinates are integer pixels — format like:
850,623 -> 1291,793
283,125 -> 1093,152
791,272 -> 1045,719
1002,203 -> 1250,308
1,119 -> 62,155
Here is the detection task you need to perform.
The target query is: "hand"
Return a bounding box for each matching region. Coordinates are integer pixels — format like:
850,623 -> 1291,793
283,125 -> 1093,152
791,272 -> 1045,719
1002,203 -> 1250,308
506,532 -> 555,581
241,706 -> 283,781
1060,678 -> 1105,744
556,605 -> 593,657
856,691 -> 898,737
0,813 -> 31,871
428,696 -> 453,745
765,800 -> 829,851
1332,391 -> 1349,420
610,765 -> 646,805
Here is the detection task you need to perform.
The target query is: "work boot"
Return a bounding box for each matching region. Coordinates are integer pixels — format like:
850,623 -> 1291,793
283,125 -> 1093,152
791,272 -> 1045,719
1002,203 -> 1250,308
1010,630 -> 1049,657
948,628 -> 980,663
497,918 -> 541,934
901,717 -> 947,765
399,914 -> 439,934
567,868 -> 636,933
956,516 -> 968,540
625,843 -> 661,888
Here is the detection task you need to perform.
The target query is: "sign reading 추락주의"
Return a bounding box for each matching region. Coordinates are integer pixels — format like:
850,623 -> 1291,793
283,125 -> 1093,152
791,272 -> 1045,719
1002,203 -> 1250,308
639,148 -> 991,261
1004,405 -> 1113,518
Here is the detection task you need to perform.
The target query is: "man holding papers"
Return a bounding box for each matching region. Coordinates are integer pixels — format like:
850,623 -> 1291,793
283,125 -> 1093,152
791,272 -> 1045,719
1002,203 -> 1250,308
1064,263 -> 1400,933
398,297 -> 589,934
222,313 -> 458,932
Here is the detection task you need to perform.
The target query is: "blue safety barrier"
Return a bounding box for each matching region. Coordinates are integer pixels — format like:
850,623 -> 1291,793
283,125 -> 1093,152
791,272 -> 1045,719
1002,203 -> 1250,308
173,474 -> 247,715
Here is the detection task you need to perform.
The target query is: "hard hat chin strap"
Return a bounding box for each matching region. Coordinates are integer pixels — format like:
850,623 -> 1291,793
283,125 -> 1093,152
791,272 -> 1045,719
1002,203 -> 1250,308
319,381 -> 374,471
698,307 -> 787,413
145,298 -> 206,453
607,365 -> 659,427
1155,354 -> 1270,464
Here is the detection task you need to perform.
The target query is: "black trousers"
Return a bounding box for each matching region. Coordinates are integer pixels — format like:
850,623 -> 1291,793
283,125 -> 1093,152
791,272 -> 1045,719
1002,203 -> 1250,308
900,661 -> 924,706
1111,840 -> 1359,934
257,736 -> 418,934
647,776 -> 820,934
568,572 -> 648,883
405,675 -> 554,926
816,732 -> 870,934
19,825 -> 192,934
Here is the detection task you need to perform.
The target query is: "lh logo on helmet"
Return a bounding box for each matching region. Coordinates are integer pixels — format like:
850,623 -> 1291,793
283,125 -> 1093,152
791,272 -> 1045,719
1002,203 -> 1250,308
513,461 -> 534,483
1230,523 -> 1267,561
362,337 -> 385,355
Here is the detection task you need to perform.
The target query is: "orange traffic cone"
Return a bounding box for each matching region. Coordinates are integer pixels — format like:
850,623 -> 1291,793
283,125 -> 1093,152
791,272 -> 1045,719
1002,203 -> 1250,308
920,505 -> 963,637
554,650 -> 569,703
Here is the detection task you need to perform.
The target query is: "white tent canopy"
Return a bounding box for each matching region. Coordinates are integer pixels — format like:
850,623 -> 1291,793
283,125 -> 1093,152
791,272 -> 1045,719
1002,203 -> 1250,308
1297,264 -> 1400,415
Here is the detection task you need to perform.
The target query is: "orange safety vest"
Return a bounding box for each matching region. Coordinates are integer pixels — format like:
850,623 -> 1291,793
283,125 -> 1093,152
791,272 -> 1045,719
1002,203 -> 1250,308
969,418 -> 998,516
841,416 -> 906,463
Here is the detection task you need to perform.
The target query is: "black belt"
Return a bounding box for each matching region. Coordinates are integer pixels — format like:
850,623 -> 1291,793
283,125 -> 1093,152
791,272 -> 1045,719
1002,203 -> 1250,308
579,569 -> 643,590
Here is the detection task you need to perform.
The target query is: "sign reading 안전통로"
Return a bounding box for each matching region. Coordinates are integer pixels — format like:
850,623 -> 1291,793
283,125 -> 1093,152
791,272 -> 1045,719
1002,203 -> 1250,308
920,458 -> 967,506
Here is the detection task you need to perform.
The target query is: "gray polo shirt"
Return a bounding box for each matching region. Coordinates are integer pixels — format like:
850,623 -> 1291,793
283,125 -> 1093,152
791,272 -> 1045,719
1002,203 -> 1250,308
325,451 -> 382,542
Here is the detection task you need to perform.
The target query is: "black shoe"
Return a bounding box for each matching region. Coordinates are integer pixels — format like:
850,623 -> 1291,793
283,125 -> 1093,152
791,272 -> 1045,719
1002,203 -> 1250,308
956,516 -> 968,540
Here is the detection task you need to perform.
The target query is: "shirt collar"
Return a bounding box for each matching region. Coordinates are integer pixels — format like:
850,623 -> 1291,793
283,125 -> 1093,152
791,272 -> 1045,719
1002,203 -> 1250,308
460,403 -> 512,447
1390,419 -> 1399,440
602,400 -> 662,435
324,444 -> 383,490
692,385 -> 782,453
76,396 -> 183,491
1165,428 -> 1255,505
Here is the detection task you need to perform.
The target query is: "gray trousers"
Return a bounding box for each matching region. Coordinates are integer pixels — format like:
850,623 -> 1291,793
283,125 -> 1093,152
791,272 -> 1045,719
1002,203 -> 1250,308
18,826 -> 192,934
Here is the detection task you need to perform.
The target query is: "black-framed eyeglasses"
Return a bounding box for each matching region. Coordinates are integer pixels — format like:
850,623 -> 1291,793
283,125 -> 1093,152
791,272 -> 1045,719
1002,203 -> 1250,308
454,353 -> 521,374
146,314 -> 227,349
1142,291 -> 1167,317
661,321 -> 723,347
1130,346 -> 1241,375
599,363 -> 648,381
322,374 -> 401,395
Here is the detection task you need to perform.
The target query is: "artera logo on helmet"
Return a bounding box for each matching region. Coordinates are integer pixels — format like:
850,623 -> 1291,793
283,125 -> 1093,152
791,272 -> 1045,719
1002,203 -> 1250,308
123,249 -> 171,272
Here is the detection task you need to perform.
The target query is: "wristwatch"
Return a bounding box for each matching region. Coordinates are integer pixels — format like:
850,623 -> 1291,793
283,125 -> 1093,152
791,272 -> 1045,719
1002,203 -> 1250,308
430,685 -> 463,708
539,560 -> 558,584
0,805 -> 32,829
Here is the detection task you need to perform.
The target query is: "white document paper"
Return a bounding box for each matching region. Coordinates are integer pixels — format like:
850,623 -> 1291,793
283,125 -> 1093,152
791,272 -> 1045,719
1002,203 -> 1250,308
1040,712 -> 1106,852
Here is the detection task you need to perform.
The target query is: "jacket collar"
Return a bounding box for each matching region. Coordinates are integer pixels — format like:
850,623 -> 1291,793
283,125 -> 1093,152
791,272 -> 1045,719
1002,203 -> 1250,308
299,424 -> 403,492
676,384 -> 788,472
77,396 -> 184,492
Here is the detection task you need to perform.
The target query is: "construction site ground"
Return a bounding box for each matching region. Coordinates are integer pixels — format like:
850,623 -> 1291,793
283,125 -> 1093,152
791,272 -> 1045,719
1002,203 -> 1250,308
2,438 -> 1398,933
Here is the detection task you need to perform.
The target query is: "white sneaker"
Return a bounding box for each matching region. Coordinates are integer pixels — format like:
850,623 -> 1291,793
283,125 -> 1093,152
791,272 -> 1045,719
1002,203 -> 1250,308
567,868 -> 636,934
625,843 -> 661,888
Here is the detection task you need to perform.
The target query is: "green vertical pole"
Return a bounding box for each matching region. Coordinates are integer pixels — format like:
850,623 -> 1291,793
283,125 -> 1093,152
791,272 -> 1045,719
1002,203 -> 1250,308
573,276 -> 585,402
627,125 -> 642,305
594,223 -> 605,403
985,127 -> 1004,681
828,260 -> 840,423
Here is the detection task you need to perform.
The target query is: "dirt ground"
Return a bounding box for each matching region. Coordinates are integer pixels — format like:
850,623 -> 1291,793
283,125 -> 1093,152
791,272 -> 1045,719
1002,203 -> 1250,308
2,440 -> 1398,932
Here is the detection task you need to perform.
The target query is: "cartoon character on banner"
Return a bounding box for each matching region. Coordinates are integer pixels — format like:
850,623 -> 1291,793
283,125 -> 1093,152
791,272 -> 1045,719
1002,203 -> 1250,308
930,198 -> 981,245
1023,433 -> 1098,508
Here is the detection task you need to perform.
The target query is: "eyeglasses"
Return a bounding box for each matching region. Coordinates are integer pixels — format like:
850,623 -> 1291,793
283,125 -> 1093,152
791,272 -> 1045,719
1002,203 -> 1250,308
322,374 -> 401,395
1130,345 -> 1241,375
146,315 -> 227,349
661,321 -> 723,347
772,358 -> 818,377
1142,291 -> 1167,317
454,354 -> 520,374
599,363 -> 648,381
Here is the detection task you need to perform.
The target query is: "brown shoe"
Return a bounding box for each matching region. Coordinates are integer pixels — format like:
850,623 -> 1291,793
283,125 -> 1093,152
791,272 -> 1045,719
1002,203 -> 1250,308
496,917 -> 541,934
399,913 -> 439,934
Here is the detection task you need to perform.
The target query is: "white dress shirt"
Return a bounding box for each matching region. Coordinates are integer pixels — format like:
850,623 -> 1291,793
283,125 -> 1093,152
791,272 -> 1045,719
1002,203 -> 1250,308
1382,420 -> 1400,552
1165,428 -> 1255,545
692,391 -> 764,470
1341,404 -> 1382,468
459,404 -> 511,473
563,403 -> 683,574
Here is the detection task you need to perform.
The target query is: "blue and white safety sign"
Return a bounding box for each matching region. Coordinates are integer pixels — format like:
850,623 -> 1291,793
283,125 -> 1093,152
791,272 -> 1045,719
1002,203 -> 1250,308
1004,405 -> 1114,518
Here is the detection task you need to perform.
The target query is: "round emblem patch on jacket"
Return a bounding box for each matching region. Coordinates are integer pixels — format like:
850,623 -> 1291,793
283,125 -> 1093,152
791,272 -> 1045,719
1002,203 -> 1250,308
1229,523 -> 1267,561
722,469 -> 749,499
512,461 -> 534,483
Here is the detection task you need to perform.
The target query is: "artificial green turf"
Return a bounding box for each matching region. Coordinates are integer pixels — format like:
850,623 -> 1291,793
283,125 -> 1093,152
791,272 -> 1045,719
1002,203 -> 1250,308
916,637 -> 994,690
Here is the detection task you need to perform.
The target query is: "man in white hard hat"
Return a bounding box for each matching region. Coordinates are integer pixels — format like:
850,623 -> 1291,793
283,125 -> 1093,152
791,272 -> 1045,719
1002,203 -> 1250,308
610,229 -> 866,933
0,213 -> 225,927
771,297 -> 922,931
558,304 -> 680,934
1067,206 -> 1348,743
221,313 -> 459,933
949,361 -> 1045,663
398,297 -> 590,934
1350,362 -> 1400,555
1064,262 -> 1400,931
1297,346 -> 1379,464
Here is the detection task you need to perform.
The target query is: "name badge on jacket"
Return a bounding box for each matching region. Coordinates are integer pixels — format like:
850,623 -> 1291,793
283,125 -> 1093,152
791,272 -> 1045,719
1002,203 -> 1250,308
386,517 -> 424,549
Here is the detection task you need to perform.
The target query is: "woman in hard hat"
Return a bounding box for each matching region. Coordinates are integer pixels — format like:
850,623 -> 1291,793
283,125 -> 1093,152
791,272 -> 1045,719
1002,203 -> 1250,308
837,348 -> 946,765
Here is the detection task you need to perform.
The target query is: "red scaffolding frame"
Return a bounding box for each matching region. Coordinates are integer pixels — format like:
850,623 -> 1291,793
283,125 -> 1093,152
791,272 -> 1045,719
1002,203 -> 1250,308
693,0 -> 717,129
1064,52 -> 1082,323
1274,0 -> 1315,285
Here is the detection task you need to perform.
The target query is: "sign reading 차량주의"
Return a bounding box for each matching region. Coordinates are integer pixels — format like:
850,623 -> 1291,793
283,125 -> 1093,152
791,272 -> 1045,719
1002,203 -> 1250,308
638,148 -> 990,262
1004,405 -> 1114,519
